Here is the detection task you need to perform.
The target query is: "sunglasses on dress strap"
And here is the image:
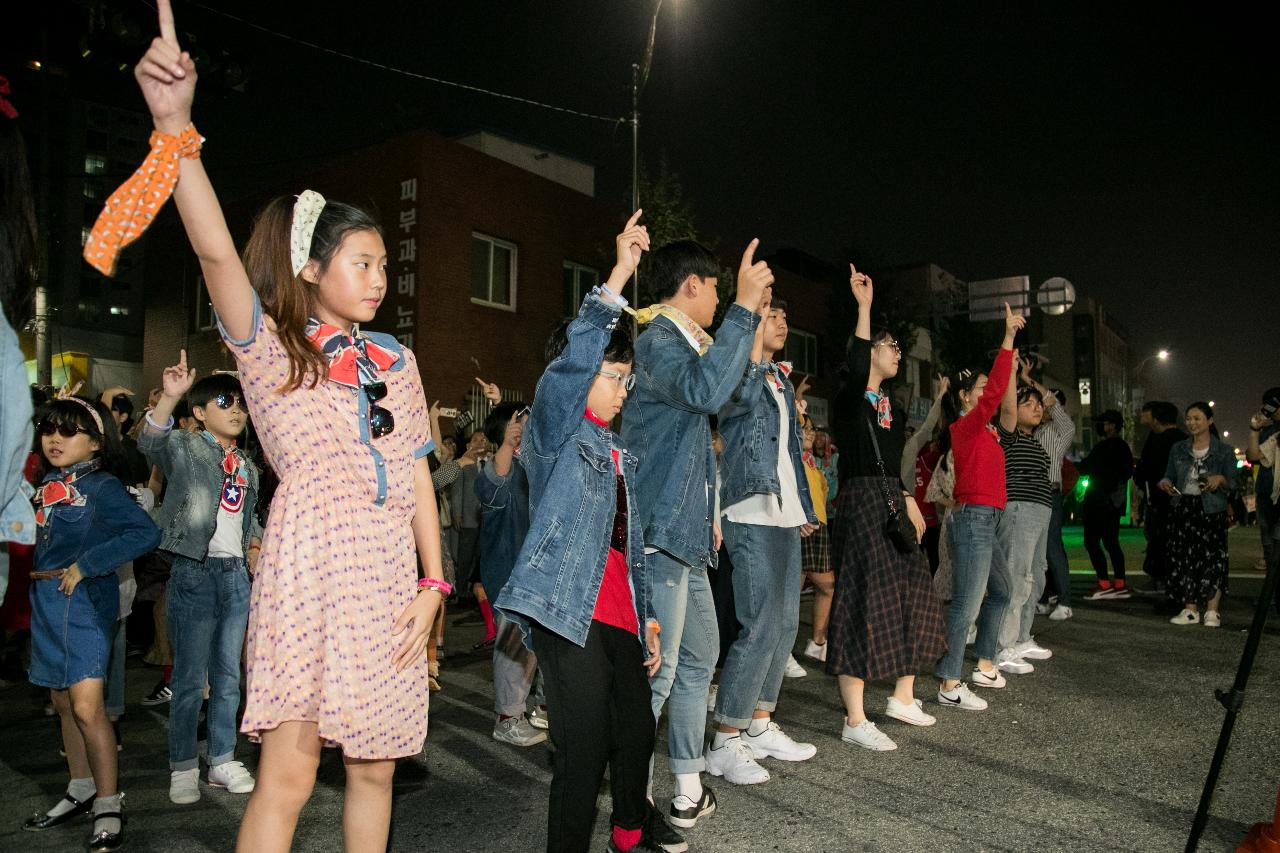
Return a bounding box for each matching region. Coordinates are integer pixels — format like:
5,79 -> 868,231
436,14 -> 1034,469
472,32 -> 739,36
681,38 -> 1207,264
363,381 -> 395,438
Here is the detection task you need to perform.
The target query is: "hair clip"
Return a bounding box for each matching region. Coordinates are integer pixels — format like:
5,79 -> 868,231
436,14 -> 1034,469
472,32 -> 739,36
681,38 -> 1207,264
290,190 -> 327,276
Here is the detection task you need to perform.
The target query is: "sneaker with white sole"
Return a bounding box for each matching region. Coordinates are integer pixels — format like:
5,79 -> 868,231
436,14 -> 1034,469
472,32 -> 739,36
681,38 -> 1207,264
841,719 -> 897,751
937,683 -> 988,711
492,715 -> 548,747
1034,602 -> 1051,616
1085,584 -> 1118,601
169,768 -> 200,804
885,697 -> 936,727
1048,604 -> 1073,621
208,760 -> 255,794
970,667 -> 1006,689
1203,610 -> 1221,628
705,736 -> 770,785
669,787 -> 717,830
1017,639 -> 1053,660
784,655 -> 807,678
1109,585 -> 1132,600
996,649 -> 1034,674
527,705 -> 549,730
1169,608 -> 1200,626
803,639 -> 828,663
645,802 -> 689,853
742,721 -> 817,761
141,682 -> 173,707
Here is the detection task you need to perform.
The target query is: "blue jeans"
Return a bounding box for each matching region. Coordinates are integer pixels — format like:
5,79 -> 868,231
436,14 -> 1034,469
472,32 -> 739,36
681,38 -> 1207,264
995,502 -> 1051,650
166,554 -> 250,770
493,613 -> 544,718
647,550 -> 719,774
936,504 -> 1009,681
716,521 -> 801,729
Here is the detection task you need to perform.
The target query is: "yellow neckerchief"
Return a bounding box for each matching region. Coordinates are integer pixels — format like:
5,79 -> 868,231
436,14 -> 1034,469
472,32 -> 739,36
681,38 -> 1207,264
627,304 -> 714,356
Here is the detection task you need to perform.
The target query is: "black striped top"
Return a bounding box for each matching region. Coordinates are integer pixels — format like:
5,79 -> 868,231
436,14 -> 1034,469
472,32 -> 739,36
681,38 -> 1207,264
998,425 -> 1054,506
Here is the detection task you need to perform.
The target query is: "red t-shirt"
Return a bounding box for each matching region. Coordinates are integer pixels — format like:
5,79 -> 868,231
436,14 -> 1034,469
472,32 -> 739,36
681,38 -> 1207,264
585,408 -> 638,635
914,446 -> 941,527
950,348 -> 1014,510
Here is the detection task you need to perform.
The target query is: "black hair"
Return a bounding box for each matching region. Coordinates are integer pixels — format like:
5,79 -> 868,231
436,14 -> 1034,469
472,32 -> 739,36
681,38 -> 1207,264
1263,387 -> 1280,408
189,374 -> 244,412
109,393 -> 136,433
40,397 -> 126,477
1186,400 -> 1219,437
938,368 -> 988,467
1052,388 -> 1067,407
0,114 -> 38,327
544,320 -> 634,367
646,240 -> 719,301
484,402 -> 527,447
1142,400 -> 1178,425
1016,384 -> 1043,405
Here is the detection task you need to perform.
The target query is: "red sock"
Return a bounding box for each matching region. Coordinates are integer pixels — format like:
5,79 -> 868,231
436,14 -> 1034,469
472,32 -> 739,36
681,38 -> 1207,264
1097,579 -> 1112,590
162,664 -> 173,684
1114,579 -> 1126,589
611,826 -> 642,852
478,599 -> 496,640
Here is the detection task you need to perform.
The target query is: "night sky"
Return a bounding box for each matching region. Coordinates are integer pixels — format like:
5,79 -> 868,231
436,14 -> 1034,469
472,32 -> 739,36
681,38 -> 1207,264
9,1 -> 1276,434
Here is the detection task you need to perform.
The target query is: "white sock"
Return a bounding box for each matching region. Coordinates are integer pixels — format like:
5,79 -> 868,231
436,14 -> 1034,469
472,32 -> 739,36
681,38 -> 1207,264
747,716 -> 770,736
48,778 -> 96,817
711,730 -> 737,750
673,772 -> 702,802
93,793 -> 122,835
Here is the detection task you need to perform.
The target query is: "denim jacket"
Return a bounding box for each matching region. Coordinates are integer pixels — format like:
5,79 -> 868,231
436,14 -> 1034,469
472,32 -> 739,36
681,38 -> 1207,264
475,458 -> 530,602
1,301 -> 35,549
495,291 -> 651,648
718,362 -> 817,522
620,304 -> 761,569
138,425 -> 262,561
1164,437 -> 1237,515
34,466 -> 161,578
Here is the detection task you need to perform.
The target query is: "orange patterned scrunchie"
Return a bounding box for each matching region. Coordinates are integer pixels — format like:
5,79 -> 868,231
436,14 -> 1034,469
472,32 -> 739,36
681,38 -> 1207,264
82,124 -> 204,277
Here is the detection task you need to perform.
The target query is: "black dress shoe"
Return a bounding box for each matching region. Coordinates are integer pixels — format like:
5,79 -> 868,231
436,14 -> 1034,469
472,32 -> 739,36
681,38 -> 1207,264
22,793 -> 95,831
87,812 -> 126,852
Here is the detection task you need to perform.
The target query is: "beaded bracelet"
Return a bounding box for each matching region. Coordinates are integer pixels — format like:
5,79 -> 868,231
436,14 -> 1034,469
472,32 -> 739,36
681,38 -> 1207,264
417,577 -> 453,597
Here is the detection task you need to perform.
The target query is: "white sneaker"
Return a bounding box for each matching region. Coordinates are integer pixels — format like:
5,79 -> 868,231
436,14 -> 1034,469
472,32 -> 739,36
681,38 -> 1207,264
784,655 -> 807,678
803,639 -> 828,663
1034,602 -> 1051,616
996,649 -> 1035,674
970,667 -> 1007,689
1170,609 -> 1200,626
841,719 -> 897,751
706,684 -> 718,714
885,697 -> 937,727
169,768 -> 201,804
1017,639 -> 1053,660
705,736 -> 770,785
208,760 -> 255,794
965,624 -> 977,645
742,721 -> 817,761
1049,604 -> 1073,621
528,705 -> 549,730
1204,610 -> 1221,628
937,683 -> 988,711
493,715 -> 548,747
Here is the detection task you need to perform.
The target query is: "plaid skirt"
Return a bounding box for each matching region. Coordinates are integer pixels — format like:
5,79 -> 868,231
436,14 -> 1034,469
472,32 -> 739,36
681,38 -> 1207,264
801,521 -> 832,574
825,478 -> 948,681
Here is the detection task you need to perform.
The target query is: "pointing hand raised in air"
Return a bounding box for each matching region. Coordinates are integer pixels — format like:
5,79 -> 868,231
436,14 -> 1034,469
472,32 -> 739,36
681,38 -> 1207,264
735,238 -> 775,311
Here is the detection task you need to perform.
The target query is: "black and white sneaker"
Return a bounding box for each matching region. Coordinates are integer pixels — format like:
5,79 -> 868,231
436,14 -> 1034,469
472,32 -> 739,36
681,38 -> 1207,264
645,803 -> 689,852
669,786 -> 717,830
140,682 -> 172,706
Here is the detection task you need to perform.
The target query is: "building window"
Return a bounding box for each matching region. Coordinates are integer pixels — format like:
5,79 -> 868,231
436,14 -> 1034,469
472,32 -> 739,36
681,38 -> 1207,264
84,154 -> 107,175
784,329 -> 819,376
194,275 -> 216,331
471,233 -> 517,310
562,261 -> 599,316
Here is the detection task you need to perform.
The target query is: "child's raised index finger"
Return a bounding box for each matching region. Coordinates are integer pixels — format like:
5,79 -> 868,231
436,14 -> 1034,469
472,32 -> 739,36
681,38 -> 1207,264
158,0 -> 179,46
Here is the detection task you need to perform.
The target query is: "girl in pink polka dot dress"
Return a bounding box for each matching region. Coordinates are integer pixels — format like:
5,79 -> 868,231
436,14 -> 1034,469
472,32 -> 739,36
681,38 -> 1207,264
133,6 -> 448,851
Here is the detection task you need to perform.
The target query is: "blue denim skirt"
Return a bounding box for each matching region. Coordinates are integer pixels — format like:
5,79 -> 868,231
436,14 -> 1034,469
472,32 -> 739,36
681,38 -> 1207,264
28,573 -> 118,689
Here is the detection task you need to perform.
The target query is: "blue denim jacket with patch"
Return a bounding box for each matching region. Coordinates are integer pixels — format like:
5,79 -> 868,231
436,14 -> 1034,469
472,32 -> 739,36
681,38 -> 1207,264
620,304 -> 761,569
1164,437 -> 1237,515
717,362 -> 817,522
495,291 -> 651,648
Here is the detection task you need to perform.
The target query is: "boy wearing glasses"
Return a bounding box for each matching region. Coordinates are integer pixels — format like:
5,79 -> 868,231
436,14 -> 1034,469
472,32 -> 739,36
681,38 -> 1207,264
139,350 -> 262,806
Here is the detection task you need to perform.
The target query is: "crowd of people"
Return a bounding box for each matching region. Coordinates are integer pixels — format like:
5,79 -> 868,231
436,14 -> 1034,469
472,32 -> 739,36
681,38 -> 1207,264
3,5 -> 1280,853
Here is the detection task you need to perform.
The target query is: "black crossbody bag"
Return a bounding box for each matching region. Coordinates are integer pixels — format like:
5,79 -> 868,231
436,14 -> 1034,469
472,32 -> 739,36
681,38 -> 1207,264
864,418 -> 919,555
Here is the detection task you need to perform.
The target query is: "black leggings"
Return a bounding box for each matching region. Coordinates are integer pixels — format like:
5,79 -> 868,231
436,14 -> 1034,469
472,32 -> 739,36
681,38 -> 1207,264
1083,501 -> 1125,581
531,620 -> 655,853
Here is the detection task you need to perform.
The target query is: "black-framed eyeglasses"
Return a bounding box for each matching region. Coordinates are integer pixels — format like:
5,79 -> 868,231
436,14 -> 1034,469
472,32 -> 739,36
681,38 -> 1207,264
597,369 -> 636,391
37,421 -> 90,439
211,391 -> 246,410
363,381 -> 395,438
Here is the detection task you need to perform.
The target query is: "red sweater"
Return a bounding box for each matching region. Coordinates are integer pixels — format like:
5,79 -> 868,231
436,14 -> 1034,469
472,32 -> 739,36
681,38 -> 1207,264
950,348 -> 1014,510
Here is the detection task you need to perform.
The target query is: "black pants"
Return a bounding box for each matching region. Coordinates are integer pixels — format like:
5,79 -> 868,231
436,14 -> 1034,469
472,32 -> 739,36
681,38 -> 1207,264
921,525 -> 941,576
531,621 -> 654,853
709,544 -> 739,668
1083,500 -> 1125,581
1143,502 -> 1172,580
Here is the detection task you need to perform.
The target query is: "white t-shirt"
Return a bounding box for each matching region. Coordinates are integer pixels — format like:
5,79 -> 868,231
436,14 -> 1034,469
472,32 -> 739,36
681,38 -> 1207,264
723,373 -> 809,528
207,475 -> 246,558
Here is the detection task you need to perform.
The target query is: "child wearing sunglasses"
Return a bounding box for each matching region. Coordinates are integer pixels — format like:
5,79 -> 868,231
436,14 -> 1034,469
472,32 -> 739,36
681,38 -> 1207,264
25,397 -> 160,851
113,7 -> 448,847
139,355 -> 263,805
496,211 -> 668,853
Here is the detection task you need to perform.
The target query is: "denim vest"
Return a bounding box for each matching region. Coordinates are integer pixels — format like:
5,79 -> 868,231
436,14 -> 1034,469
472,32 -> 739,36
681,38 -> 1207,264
1,302 -> 35,547
34,467 -> 161,578
620,304 -> 761,569
1165,437 -> 1237,515
138,426 -> 262,561
718,363 -> 817,522
475,459 -> 530,602
496,292 -> 651,648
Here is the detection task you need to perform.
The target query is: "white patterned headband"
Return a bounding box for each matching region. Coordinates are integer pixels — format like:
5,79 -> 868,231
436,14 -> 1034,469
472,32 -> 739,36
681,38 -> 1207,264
290,189 -> 327,276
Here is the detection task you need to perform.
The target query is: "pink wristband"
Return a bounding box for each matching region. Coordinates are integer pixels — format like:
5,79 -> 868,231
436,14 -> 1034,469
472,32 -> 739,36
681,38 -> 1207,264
417,577 -> 453,597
